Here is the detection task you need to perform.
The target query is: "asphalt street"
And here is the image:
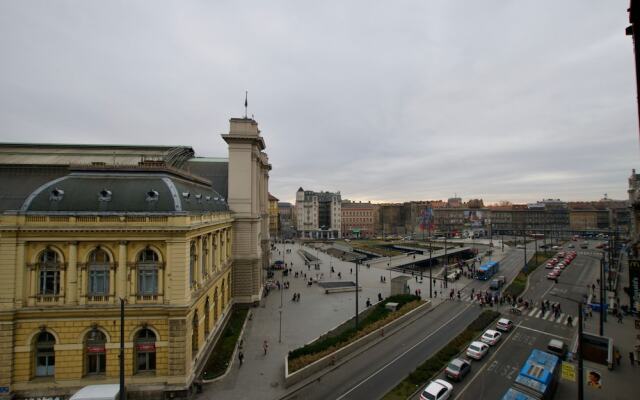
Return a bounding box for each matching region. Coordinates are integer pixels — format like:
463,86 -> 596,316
443,240 -> 605,400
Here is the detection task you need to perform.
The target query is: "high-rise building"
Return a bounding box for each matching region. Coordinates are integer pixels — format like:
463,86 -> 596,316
294,188 -> 341,239
268,193 -> 279,238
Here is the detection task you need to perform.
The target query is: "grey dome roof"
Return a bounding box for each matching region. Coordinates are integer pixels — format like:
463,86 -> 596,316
21,171 -> 228,214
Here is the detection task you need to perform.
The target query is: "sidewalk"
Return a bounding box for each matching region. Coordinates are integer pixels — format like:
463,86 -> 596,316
199,241 -> 483,400
556,256 -> 640,399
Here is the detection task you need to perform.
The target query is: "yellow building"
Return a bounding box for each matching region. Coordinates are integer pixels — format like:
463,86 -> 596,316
269,193 -> 279,238
0,117 -> 271,398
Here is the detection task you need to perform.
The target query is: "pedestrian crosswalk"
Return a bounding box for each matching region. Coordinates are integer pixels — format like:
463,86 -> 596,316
525,307 -> 575,326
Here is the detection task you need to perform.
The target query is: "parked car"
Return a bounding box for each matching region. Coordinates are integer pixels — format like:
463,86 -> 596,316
557,252 -> 565,258
547,339 -> 567,360
545,262 -> 555,269
480,329 -> 502,346
466,341 -> 490,360
547,270 -> 560,280
420,379 -> 453,400
496,318 -> 514,332
445,358 -> 471,381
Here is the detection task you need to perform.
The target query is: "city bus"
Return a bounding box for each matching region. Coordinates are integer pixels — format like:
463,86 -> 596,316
476,261 -> 499,280
504,349 -> 560,400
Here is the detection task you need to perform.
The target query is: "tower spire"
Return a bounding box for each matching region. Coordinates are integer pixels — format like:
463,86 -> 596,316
244,91 -> 248,119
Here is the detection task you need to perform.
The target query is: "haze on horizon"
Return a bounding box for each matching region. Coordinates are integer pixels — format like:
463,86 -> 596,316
0,1 -> 637,205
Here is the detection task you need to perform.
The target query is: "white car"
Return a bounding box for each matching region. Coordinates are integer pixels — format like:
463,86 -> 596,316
420,379 -> 453,400
480,329 -> 502,346
496,318 -> 513,332
466,341 -> 489,360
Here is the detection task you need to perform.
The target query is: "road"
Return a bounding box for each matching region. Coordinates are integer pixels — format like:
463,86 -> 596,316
280,245 -> 534,400
433,239 -> 606,400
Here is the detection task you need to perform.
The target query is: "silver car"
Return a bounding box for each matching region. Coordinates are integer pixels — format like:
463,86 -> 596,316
466,341 -> 489,360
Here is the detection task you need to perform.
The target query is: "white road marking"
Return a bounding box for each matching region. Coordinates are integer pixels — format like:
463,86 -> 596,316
528,308 -> 537,317
556,313 -> 565,324
516,324 -> 572,340
334,303 -> 473,400
535,309 -> 543,318
543,310 -> 552,320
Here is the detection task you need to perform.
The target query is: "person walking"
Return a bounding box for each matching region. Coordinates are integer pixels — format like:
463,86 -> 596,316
263,340 -> 269,355
615,349 -> 621,366
567,316 -> 573,327
238,350 -> 244,366
617,312 -> 623,324
630,351 -> 635,366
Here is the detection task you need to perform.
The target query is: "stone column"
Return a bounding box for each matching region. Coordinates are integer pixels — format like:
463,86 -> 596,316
28,266 -> 36,306
66,241 -> 78,304
15,241 -> 26,307
117,241 -> 127,299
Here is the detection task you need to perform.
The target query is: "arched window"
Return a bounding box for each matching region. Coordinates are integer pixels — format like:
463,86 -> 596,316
201,238 -> 207,279
192,312 -> 199,357
137,249 -> 159,296
35,331 -> 56,377
135,328 -> 156,373
38,249 -> 60,296
204,298 -> 210,336
88,249 -> 110,296
221,280 -> 226,309
189,242 -> 196,288
213,288 -> 219,322
85,328 -> 106,375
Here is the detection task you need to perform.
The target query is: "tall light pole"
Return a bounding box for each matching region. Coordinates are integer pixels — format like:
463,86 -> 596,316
355,259 -> 360,331
551,291 -> 585,400
119,297 -> 126,400
429,223 -> 433,298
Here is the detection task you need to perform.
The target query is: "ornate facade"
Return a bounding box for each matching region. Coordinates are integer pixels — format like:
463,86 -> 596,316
0,117 -> 270,398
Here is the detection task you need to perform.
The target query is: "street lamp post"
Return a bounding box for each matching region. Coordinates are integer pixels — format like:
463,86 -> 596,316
551,291 -> 585,400
119,297 -> 126,400
355,259 -> 360,331
429,224 -> 433,298
279,309 -> 283,343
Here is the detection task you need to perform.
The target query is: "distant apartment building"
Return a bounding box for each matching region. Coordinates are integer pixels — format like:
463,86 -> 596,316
341,201 -> 378,238
278,202 -> 295,239
269,193 -> 279,238
295,188 -> 341,239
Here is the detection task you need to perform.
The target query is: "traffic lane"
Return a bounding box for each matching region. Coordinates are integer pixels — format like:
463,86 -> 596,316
281,301 -> 479,400
453,320 -> 574,400
340,304 -> 483,400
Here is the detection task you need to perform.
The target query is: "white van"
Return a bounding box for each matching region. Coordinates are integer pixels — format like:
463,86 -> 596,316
70,385 -> 119,400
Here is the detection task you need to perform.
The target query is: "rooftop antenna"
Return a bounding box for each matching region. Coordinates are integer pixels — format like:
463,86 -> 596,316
244,91 -> 248,119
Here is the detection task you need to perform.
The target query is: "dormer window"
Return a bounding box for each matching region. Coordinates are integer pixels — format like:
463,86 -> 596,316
205,196 -> 211,201
182,192 -> 190,200
49,188 -> 64,201
146,190 -> 159,202
98,189 -> 112,202
195,194 -> 202,201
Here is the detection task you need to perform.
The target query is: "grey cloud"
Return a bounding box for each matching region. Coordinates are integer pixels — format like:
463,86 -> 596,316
0,0 -> 637,204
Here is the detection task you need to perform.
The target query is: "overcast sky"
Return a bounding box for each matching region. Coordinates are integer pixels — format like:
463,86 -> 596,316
0,1 -> 637,204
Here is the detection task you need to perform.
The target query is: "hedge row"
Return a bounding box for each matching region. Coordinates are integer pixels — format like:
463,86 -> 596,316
201,308 -> 248,380
503,251 -> 554,298
288,294 -> 420,361
383,310 -> 500,400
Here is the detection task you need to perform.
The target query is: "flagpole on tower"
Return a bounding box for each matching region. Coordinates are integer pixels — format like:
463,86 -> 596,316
244,91 -> 248,118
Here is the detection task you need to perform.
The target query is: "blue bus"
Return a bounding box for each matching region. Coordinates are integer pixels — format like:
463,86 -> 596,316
476,261 -> 499,280
505,349 -> 560,400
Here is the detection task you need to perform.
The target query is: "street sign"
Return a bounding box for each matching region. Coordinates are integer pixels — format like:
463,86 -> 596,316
561,362 -> 576,382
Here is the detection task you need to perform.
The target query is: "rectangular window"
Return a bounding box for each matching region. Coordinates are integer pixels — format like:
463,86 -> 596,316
89,266 -> 109,295
138,267 -> 158,295
40,270 -> 60,295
